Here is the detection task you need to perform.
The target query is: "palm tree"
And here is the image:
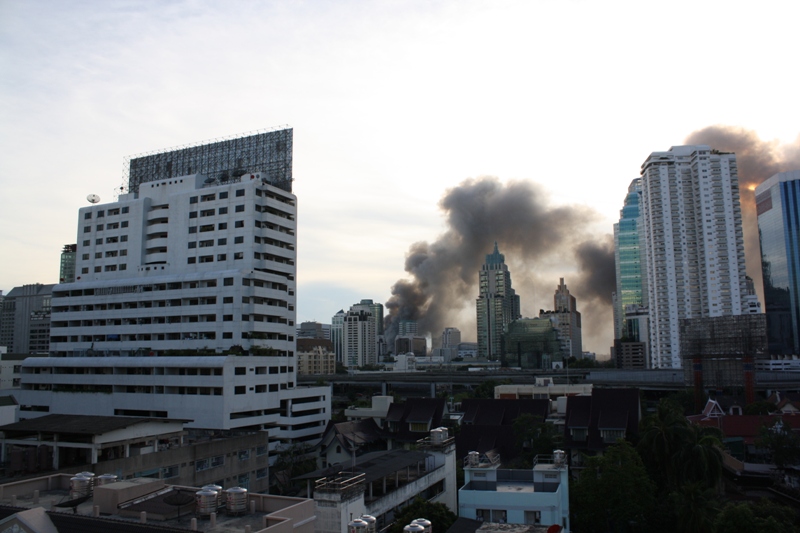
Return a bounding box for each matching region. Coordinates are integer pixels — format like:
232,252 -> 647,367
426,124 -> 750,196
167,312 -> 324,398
676,424 -> 724,489
637,400 -> 693,489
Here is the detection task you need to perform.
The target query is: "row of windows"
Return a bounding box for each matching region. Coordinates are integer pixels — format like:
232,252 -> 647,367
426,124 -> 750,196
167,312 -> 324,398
84,206 -> 130,219
190,189 -> 245,204
80,264 -> 127,274
82,236 -> 128,245
82,250 -> 128,260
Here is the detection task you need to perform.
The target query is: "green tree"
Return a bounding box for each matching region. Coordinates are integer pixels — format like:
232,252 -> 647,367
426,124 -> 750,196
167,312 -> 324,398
715,502 -> 757,533
756,419 -> 800,470
571,441 -> 656,533
745,400 -> 777,415
669,482 -> 719,533
675,424 -> 724,489
388,497 -> 456,533
471,379 -> 510,399
637,398 -> 693,490
512,413 -> 562,467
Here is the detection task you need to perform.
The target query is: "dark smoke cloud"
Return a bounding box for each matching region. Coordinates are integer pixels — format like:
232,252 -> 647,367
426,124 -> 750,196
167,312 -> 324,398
384,177 -> 614,352
684,126 -> 800,303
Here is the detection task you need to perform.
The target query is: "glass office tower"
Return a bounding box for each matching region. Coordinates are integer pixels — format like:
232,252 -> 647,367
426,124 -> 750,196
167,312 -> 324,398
756,170 -> 800,355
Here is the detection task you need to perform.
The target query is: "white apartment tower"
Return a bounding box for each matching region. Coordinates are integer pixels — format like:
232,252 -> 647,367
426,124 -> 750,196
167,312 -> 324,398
640,145 -> 748,368
18,129 -> 330,446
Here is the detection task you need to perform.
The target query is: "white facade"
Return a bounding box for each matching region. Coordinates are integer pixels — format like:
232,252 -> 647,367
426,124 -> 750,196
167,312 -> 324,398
459,454 -> 570,531
15,356 -> 328,438
50,173 -> 296,357
640,145 -> 748,368
23,130 -> 330,449
343,310 -> 376,368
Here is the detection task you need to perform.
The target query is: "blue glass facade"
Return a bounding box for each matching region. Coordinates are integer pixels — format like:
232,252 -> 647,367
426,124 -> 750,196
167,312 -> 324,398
756,171 -> 800,355
613,179 -> 646,340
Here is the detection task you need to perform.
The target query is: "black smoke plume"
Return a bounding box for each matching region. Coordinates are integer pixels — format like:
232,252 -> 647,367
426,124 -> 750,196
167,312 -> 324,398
384,177 -> 615,352
684,126 -> 800,302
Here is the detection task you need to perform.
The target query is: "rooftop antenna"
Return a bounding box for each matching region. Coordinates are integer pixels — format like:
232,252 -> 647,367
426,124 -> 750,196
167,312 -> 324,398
86,193 -> 101,204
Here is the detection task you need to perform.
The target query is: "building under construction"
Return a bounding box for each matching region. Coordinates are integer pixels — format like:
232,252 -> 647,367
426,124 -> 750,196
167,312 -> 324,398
680,314 -> 767,408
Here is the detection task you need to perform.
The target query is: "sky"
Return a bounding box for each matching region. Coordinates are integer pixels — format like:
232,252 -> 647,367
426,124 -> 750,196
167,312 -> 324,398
1,0 -> 799,355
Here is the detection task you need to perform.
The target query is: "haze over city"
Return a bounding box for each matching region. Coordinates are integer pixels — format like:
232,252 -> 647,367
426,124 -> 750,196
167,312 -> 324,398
2,0 -> 799,354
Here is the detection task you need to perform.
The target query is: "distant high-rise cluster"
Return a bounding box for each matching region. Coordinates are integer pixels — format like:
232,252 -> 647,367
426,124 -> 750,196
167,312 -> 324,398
476,243 -> 520,360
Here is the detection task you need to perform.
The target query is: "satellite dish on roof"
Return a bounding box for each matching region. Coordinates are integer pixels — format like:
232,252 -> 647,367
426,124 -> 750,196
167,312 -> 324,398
87,194 -> 101,204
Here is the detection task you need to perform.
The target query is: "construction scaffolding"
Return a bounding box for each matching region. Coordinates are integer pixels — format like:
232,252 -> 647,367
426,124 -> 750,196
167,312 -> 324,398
680,314 -> 767,407
123,127 -> 293,194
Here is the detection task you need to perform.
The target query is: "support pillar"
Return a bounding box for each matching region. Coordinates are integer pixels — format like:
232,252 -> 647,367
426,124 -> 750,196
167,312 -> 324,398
381,382 -> 387,396
430,382 -> 436,399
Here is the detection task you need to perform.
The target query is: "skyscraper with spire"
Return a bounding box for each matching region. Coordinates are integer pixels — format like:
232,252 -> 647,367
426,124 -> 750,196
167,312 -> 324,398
476,243 -> 521,360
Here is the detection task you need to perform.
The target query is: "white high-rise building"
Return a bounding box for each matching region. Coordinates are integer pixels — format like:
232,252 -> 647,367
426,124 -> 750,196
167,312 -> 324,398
17,129 -> 330,448
342,309 -> 376,368
640,145 -> 748,368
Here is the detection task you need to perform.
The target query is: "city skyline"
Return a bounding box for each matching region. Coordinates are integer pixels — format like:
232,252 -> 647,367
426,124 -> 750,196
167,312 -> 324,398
2,1 -> 800,354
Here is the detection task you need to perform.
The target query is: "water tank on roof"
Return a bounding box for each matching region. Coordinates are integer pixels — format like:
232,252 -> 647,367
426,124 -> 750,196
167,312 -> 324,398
430,428 -> 442,444
404,523 -> 425,533
96,474 -> 118,486
413,517 -> 432,533
70,476 -> 92,499
202,484 -> 224,509
554,449 -> 565,466
349,518 -> 368,533
467,451 -> 480,467
225,487 -> 248,515
195,490 -> 218,516
438,427 -> 449,440
360,515 -> 376,533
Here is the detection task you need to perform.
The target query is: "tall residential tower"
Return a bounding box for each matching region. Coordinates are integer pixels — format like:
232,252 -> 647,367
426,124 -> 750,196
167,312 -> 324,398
640,145 -> 748,368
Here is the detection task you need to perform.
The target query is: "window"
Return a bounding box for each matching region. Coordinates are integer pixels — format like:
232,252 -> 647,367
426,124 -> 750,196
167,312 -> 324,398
120,264 -> 127,271
97,210 -> 104,217
219,191 -> 229,199
218,238 -> 227,245
84,226 -> 91,233
84,213 -> 92,220
201,193 -> 215,202
234,236 -> 244,244
223,296 -> 233,303
188,242 -> 197,249
235,386 -> 246,394
199,255 -> 213,263
223,332 -> 232,339
238,449 -> 250,461
236,189 -> 245,197
120,250 -> 127,256
189,227 -> 197,234
96,239 -> 102,245
235,205 -> 245,212
571,428 -> 588,441
218,207 -> 228,214
95,252 -> 102,259
218,222 -> 227,230
83,240 -> 90,246
122,206 -> 129,214
235,220 -> 244,228
82,253 -> 89,260
217,254 -> 226,261
234,252 -> 243,260
105,265 -> 117,271
96,224 -> 103,231
94,266 -> 101,272
188,257 -> 196,264
256,467 -> 267,479
121,221 -> 128,228
106,236 -> 118,243
120,235 -> 128,242
224,315 -> 233,321
410,422 -> 429,432
190,196 -> 198,204
223,277 -> 234,286
81,267 -> 89,274
107,222 -> 119,229
235,367 -> 246,375
189,212 -> 198,219
200,209 -> 214,217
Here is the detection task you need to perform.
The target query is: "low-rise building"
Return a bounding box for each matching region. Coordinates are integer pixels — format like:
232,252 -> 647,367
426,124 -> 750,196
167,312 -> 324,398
458,451 -> 569,531
311,430 -> 456,533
